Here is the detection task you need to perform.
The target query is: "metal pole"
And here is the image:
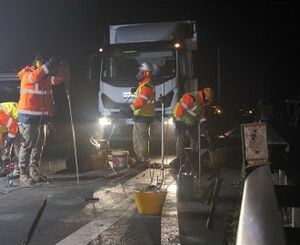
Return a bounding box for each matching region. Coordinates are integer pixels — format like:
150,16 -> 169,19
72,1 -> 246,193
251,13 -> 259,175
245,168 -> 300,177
160,83 -> 166,186
240,124 -> 246,180
198,119 -> 201,186
66,92 -> 80,184
217,45 -> 221,102
161,94 -> 165,185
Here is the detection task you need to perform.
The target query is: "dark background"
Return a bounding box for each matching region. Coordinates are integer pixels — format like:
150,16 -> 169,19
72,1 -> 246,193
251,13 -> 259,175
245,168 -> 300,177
0,0 -> 298,118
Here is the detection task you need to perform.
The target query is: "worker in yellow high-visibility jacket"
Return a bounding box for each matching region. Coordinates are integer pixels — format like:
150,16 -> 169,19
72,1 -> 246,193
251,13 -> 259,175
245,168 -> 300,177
0,102 -> 20,177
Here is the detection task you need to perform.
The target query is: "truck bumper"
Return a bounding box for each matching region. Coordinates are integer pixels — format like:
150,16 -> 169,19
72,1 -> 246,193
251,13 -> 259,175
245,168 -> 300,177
98,120 -> 176,154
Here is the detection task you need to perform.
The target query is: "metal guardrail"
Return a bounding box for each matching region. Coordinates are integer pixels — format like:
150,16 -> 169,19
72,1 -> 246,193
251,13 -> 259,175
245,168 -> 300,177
0,73 -> 21,103
236,165 -> 286,245
0,73 -> 19,82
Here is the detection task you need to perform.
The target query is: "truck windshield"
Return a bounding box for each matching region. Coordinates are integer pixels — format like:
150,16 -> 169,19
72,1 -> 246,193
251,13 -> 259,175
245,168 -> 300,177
102,49 -> 176,86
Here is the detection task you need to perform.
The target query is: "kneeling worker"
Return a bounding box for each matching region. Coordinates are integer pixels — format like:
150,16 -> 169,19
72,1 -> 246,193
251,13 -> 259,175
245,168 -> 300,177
0,102 -> 19,177
172,87 -> 214,169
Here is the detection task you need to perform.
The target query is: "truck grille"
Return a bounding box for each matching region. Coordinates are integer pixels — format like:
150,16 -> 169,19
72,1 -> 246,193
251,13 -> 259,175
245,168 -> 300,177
102,91 -> 174,110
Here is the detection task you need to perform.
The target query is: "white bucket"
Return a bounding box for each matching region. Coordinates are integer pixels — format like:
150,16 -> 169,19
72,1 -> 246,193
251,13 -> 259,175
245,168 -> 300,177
112,151 -> 129,169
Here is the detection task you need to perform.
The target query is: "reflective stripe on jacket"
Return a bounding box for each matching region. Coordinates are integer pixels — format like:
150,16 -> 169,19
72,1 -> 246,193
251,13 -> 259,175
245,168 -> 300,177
0,102 -> 19,138
173,91 -> 205,126
131,78 -> 155,117
17,65 -> 66,120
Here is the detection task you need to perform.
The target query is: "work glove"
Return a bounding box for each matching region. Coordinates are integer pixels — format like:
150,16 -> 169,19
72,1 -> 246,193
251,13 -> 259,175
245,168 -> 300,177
131,87 -> 137,95
45,57 -> 60,75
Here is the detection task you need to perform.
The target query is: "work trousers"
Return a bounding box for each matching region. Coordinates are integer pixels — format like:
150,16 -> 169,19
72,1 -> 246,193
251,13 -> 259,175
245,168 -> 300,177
18,123 -> 47,171
1,134 -> 20,162
174,119 -> 199,158
0,133 -> 20,171
132,122 -> 151,162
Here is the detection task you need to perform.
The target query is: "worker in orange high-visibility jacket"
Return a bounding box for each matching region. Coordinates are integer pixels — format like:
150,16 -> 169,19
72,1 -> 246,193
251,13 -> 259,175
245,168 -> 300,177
0,102 -> 20,177
17,55 -> 69,184
129,62 -> 155,166
172,87 -> 214,168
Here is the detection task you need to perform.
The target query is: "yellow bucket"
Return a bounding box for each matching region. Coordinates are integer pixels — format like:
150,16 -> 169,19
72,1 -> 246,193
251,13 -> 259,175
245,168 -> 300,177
133,190 -> 167,215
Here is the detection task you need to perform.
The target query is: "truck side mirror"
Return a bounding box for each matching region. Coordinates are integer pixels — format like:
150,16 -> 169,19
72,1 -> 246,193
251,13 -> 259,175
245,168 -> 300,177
88,54 -> 101,82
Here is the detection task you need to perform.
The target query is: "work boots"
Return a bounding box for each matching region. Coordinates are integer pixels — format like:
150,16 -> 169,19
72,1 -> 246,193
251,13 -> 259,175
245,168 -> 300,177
7,168 -> 20,179
19,167 -> 32,186
29,165 -> 41,183
18,165 -> 43,185
19,174 -> 32,186
6,163 -> 20,179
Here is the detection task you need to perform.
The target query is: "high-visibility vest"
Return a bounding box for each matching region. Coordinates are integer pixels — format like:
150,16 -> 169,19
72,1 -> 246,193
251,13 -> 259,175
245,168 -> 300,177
173,91 -> 204,126
132,78 -> 155,117
17,65 -> 64,117
0,102 -> 19,138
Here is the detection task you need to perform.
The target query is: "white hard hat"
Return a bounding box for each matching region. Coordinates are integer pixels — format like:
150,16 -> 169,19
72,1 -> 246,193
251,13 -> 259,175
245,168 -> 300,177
139,62 -> 152,71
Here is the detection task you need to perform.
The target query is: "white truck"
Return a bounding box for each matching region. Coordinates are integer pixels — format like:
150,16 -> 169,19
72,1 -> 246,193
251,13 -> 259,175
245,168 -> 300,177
92,21 -> 198,151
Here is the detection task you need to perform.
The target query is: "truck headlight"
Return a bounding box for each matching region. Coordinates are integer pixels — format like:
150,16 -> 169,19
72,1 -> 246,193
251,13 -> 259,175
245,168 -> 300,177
164,117 -> 174,125
99,117 -> 111,126
174,42 -> 181,48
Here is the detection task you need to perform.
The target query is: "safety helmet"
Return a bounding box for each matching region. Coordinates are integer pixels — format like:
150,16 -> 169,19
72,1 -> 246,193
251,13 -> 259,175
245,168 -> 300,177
139,62 -> 152,72
136,62 -> 152,81
203,87 -> 214,104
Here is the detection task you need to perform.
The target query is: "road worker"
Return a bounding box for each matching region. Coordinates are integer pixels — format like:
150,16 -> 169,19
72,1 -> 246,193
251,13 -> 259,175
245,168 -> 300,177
17,55 -> 69,184
0,102 -> 19,177
172,87 -> 214,169
129,62 -> 155,166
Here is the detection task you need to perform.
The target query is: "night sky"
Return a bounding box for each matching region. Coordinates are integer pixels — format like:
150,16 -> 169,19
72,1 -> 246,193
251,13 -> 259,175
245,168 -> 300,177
0,0 -> 298,113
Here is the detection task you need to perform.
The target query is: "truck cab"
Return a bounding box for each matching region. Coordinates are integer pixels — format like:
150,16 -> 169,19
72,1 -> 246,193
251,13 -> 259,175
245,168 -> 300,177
95,21 -> 198,150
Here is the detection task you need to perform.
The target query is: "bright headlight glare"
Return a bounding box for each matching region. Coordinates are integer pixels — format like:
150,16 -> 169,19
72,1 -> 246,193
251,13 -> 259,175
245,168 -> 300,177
164,118 -> 174,125
99,117 -> 111,126
174,42 -> 181,48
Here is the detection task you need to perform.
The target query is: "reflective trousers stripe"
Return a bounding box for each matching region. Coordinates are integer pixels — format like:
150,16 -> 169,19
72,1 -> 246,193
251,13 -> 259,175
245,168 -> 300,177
19,109 -> 49,115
